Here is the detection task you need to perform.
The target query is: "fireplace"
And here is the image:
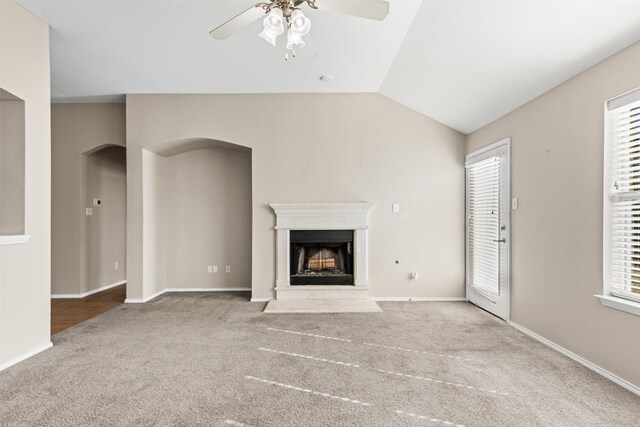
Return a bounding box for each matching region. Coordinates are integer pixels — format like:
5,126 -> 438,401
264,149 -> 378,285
290,230 -> 354,286
267,203 -> 380,313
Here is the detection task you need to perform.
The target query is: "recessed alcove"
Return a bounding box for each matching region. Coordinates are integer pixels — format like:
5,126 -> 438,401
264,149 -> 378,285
139,138 -> 252,297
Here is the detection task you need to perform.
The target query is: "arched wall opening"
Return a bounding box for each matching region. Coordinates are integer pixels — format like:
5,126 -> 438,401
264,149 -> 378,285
136,138 -> 252,299
81,145 -> 127,295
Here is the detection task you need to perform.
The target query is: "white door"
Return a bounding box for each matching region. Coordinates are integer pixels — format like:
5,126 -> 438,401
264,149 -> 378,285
465,138 -> 510,320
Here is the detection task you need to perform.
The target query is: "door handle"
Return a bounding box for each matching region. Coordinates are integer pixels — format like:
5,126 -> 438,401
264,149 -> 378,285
493,239 -> 506,243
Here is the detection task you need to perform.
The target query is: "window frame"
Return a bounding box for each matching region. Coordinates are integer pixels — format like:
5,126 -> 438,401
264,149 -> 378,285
598,87 -> 640,317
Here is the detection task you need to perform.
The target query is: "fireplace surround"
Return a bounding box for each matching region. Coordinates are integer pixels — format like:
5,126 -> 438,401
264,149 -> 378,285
267,203 -> 379,312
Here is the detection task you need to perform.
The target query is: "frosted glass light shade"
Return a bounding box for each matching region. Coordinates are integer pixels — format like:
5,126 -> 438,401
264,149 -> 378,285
263,8 -> 284,35
290,9 -> 311,36
259,28 -> 278,46
286,29 -> 305,50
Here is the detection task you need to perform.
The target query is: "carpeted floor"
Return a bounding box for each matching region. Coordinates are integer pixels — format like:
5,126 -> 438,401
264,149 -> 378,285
0,292 -> 638,426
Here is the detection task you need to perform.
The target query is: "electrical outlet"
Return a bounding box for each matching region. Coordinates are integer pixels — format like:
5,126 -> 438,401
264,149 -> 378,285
410,271 -> 418,280
207,266 -> 213,273
213,265 -> 218,273
93,198 -> 102,206
115,262 -> 119,270
225,266 -> 231,273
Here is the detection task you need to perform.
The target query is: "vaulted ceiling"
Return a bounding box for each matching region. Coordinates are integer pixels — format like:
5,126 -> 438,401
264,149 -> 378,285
17,0 -> 640,133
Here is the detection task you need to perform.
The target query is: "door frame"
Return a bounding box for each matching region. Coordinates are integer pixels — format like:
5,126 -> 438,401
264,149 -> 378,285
465,137 -> 511,321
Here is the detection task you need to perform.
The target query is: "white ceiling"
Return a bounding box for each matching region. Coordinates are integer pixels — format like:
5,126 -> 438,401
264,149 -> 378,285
382,1 -> 640,133
16,0 -> 640,133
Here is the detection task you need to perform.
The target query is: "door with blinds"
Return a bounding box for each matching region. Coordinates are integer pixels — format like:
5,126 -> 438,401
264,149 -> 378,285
466,138 -> 510,320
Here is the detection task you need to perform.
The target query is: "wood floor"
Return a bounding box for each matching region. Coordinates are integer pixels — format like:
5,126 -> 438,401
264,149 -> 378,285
51,284 -> 126,335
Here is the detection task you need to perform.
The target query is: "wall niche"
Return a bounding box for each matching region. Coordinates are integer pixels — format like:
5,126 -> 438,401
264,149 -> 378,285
0,88 -> 26,237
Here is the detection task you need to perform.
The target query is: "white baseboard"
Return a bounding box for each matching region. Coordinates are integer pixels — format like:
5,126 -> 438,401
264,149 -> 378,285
125,288 -> 166,304
125,288 -> 252,303
509,321 -> 640,397
373,297 -> 467,302
51,280 -> 126,299
251,297 -> 272,302
0,341 -> 53,371
165,288 -> 251,292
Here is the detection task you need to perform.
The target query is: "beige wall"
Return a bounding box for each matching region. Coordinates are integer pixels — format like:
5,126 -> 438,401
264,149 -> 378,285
0,90 -> 26,235
127,94 -> 466,301
166,147 -> 252,289
466,42 -> 640,388
141,150 -> 167,298
0,1 -> 51,366
51,104 -> 125,294
82,146 -> 126,294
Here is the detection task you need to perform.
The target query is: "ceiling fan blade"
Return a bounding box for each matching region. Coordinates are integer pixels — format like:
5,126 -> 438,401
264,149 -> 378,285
209,5 -> 267,40
313,0 -> 389,21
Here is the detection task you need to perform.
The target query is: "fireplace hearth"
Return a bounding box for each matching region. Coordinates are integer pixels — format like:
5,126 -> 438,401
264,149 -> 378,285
290,230 -> 354,286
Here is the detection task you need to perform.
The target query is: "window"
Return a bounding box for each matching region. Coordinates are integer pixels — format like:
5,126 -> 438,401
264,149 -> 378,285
601,88 -> 640,315
0,88 -> 27,244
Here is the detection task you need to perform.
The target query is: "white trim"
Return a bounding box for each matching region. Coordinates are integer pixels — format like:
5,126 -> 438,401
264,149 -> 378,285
465,137 -> 511,163
165,287 -> 251,292
373,297 -> 467,302
0,235 -> 31,245
509,321 -> 640,397
51,280 -> 126,299
125,289 -> 166,304
251,297 -> 272,302
125,288 -> 252,303
595,294 -> 640,317
0,341 -> 53,371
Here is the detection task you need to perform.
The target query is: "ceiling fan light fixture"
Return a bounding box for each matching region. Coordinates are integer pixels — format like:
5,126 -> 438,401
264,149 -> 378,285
290,9 -> 311,36
263,8 -> 284,34
286,29 -> 305,51
259,8 -> 284,47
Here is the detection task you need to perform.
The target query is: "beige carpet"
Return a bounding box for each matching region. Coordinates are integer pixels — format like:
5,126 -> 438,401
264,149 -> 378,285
0,292 -> 638,426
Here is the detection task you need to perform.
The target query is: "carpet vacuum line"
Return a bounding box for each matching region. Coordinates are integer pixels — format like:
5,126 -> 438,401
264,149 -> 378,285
257,346 -> 510,396
265,327 -> 474,362
243,375 -> 465,427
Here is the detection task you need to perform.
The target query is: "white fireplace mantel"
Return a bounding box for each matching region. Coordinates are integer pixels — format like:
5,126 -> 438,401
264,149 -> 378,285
270,202 -> 372,231
266,203 -> 380,313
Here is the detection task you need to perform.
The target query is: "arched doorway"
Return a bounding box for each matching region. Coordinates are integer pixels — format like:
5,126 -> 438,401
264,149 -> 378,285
51,145 -> 127,334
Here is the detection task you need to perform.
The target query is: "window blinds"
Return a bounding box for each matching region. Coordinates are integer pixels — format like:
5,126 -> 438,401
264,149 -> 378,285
467,156 -> 501,295
609,96 -> 640,303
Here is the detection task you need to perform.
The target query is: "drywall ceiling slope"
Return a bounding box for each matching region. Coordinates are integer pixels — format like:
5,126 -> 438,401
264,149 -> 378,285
381,1 -> 640,134
17,0 -> 422,102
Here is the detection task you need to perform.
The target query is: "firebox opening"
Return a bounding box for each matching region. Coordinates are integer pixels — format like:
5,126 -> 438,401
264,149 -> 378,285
290,230 -> 354,286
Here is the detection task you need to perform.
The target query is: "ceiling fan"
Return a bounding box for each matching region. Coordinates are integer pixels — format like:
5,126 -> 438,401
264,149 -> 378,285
209,0 -> 390,59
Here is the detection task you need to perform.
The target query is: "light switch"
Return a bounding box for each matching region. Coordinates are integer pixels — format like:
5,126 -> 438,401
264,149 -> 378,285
392,203 -> 400,213
512,197 -> 519,210
86,207 -> 93,216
